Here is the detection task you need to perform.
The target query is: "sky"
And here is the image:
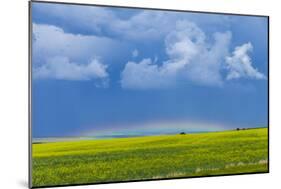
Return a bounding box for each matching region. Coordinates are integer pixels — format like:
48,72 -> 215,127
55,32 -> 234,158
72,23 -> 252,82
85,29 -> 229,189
31,2 -> 268,138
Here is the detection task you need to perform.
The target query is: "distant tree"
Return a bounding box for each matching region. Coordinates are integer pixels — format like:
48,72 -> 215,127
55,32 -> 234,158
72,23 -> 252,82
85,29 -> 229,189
180,132 -> 186,135
236,128 -> 240,131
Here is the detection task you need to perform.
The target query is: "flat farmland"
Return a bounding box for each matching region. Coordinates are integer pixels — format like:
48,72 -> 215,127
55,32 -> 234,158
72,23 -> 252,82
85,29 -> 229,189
32,128 -> 268,187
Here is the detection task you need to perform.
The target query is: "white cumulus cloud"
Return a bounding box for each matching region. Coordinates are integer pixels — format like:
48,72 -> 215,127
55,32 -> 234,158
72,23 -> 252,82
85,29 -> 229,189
121,20 -> 266,90
121,21 -> 232,89
121,59 -> 176,89
226,43 -> 266,80
32,23 -> 122,65
32,23 -> 120,87
33,56 -> 109,85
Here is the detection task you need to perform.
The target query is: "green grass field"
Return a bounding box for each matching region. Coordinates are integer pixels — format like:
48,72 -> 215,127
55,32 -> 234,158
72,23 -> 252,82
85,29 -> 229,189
32,128 -> 268,187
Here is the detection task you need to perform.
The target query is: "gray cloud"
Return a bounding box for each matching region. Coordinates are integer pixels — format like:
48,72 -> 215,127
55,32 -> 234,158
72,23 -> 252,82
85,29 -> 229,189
33,3 -> 231,42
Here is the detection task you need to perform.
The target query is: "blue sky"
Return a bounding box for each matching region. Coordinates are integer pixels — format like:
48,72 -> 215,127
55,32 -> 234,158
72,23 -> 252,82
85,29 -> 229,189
31,2 -> 268,138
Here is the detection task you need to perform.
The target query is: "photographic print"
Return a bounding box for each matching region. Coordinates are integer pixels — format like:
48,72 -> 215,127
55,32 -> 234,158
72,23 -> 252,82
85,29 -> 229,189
30,1 -> 269,188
